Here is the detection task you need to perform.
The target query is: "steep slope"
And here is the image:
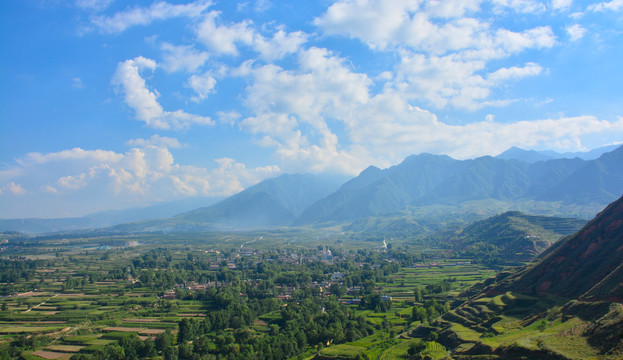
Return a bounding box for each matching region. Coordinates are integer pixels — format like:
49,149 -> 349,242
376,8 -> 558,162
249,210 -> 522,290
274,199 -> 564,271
496,194 -> 623,300
434,196 -> 623,359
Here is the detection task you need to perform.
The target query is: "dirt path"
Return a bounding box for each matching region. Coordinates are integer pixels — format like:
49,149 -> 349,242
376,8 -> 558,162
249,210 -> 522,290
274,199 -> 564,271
24,294 -> 58,313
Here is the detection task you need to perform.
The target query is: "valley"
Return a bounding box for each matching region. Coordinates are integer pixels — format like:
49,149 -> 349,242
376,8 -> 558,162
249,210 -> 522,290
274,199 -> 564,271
0,194 -> 621,359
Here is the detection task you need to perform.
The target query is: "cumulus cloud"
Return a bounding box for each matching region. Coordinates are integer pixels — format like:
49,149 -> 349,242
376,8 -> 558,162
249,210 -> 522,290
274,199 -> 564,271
90,0 -> 211,34
0,144 -> 281,217
314,0 -> 555,110
58,173 -> 88,190
487,62 -> 543,82
315,0 -> 554,53
112,56 -> 213,129
188,72 -> 217,102
551,0 -> 573,10
1,182 -> 27,195
236,48 -> 378,173
196,11 -> 255,55
341,90 -> 623,161
196,10 -> 307,61
216,111 -> 241,125
566,24 -> 586,41
232,42 -> 623,172
589,0 -> 623,12
160,43 -> 209,73
253,29 -> 309,61
492,0 -> 547,14
21,148 -> 123,165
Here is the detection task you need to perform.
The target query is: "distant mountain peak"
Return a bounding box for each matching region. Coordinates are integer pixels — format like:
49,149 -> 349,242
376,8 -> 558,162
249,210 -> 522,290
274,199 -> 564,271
497,144 -> 622,163
496,146 -> 553,163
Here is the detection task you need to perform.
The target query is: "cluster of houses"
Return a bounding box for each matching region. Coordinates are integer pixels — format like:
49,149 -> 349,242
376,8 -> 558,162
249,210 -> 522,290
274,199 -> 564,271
160,269 -> 385,304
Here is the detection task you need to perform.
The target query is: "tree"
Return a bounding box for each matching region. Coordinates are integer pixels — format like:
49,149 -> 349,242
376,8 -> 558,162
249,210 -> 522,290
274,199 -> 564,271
155,330 -> 173,352
414,286 -> 423,302
407,340 -> 426,356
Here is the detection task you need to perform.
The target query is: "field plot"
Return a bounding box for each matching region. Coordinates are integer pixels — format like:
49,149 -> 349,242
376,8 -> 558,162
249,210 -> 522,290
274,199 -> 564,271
31,350 -> 73,359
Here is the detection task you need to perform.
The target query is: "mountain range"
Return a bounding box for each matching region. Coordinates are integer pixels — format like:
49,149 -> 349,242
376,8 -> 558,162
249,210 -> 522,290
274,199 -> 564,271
2,145 -> 622,234
297,145 -> 623,225
495,144 -> 620,163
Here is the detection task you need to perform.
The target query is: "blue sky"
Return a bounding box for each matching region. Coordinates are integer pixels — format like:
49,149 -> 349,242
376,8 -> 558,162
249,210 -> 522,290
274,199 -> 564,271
1,0 -> 622,218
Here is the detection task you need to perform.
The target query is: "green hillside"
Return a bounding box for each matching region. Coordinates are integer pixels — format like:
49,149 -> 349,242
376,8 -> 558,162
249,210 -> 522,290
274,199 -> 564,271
431,195 -> 623,359
452,211 -> 586,262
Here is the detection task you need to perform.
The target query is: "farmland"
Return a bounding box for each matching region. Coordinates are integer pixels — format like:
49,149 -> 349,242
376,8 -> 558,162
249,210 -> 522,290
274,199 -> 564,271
0,231 -> 501,359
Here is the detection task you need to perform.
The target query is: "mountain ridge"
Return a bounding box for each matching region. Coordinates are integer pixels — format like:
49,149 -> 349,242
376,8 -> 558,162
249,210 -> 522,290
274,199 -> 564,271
297,145 -> 623,224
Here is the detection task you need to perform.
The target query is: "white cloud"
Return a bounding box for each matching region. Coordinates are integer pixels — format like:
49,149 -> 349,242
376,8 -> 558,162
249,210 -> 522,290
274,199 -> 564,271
188,72 -> 217,102
253,29 -> 309,61
492,0 -> 546,14
315,0 -> 554,54
566,24 -> 586,41
314,0 -> 421,51
1,144 -> 281,217
75,0 -> 114,11
160,43 -> 209,73
494,26 -> 556,54
90,0 -> 211,34
112,56 -> 213,129
216,111 -> 241,125
551,0 -> 573,10
314,0 -> 555,110
237,48 -> 378,174
58,173 -> 88,190
42,185 -> 59,194
2,182 -> 27,195
237,0 -> 273,13
233,41 -> 623,173
241,48 -> 371,127
589,0 -> 623,12
487,62 -> 543,82
394,52 -> 488,109
196,11 -> 255,55
21,148 -> 123,165
346,94 -> 623,160
424,0 -> 482,18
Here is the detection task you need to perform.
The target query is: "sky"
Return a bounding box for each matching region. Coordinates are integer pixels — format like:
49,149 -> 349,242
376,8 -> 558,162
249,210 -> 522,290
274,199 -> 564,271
1,0 -> 622,219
